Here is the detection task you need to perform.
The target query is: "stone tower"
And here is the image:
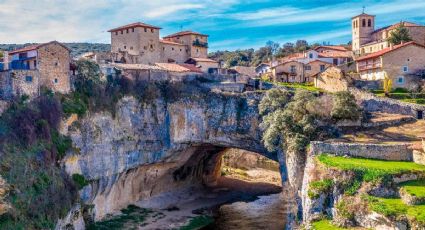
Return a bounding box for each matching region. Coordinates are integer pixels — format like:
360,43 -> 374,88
352,13 -> 375,54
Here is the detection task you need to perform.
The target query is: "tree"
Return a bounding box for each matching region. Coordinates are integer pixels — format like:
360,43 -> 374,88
266,41 -> 280,56
295,40 -> 309,52
331,91 -> 362,121
387,23 -> 412,45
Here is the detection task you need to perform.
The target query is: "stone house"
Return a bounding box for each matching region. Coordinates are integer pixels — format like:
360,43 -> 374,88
185,58 -> 219,73
352,12 -> 425,55
0,41 -> 71,98
255,63 -> 271,76
108,22 -> 211,70
355,41 -> 425,89
270,45 -> 351,83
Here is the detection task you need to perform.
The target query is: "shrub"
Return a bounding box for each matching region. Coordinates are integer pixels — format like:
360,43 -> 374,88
72,174 -> 89,189
308,179 -> 334,199
331,91 -> 362,121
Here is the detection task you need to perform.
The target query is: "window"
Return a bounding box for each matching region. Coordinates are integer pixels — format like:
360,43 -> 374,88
172,47 -> 174,51
115,32 -> 118,35
397,76 -> 405,84
55,62 -> 58,66
362,19 -> 366,27
132,28 -> 134,32
25,76 -> 32,82
130,47 -> 133,50
197,49 -> 199,53
305,65 -> 311,70
126,29 -> 129,33
180,49 -> 182,51
121,30 -> 123,34
163,47 -> 165,51
124,46 -> 127,49
368,19 -> 372,27
144,28 -> 147,32
309,53 -> 313,59
407,58 -> 411,62
150,44 -> 153,49
403,66 -> 409,72
54,78 -> 58,84
34,60 -> 37,68
290,65 -> 296,73
151,29 -> 154,33
320,65 -> 325,71
370,47 -> 372,52
353,21 -> 355,28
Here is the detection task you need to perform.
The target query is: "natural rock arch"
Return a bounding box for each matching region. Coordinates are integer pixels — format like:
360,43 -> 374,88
63,93 -> 298,221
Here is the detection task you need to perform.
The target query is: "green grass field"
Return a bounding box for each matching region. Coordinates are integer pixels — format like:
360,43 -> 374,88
317,154 -> 425,182
368,197 -> 425,224
311,219 -> 349,230
399,180 -> 425,199
276,82 -> 323,92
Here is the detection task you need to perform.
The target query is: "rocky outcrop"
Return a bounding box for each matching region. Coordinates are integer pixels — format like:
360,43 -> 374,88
62,92 -> 290,224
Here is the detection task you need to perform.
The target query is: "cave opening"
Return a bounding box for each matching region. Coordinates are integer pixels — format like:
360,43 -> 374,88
89,145 -> 286,230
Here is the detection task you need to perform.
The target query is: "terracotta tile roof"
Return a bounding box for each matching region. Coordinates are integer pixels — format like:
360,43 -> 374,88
318,51 -> 351,58
108,22 -> 161,32
356,41 -> 425,61
159,40 -> 186,46
189,57 -> 218,63
112,63 -> 163,71
306,60 -> 332,65
178,64 -> 203,73
9,44 -> 41,55
352,13 -> 375,19
314,46 -> 350,52
373,21 -> 424,34
8,41 -> 70,55
155,63 -> 203,73
163,30 -> 208,39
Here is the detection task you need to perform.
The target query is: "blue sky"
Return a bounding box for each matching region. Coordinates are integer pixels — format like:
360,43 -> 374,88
1,0 -> 425,51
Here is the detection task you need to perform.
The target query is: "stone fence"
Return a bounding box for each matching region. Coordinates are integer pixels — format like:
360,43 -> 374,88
349,87 -> 425,118
310,141 -> 413,161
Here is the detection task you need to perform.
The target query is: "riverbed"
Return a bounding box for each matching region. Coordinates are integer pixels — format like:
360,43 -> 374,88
88,167 -> 287,230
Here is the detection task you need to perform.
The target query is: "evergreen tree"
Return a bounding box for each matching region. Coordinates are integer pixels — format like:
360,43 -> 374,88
387,23 -> 412,45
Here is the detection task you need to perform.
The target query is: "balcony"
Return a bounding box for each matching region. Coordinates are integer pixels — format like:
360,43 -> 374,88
358,63 -> 382,71
192,39 -> 208,48
289,71 -> 297,76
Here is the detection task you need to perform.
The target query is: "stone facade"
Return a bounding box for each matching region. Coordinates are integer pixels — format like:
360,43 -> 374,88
109,23 -> 209,66
37,42 -> 71,93
1,41 -> 71,97
272,60 -> 305,83
356,42 -> 425,89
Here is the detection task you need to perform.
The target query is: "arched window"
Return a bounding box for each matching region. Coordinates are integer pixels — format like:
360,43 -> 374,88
368,19 -> 372,27
362,19 -> 366,27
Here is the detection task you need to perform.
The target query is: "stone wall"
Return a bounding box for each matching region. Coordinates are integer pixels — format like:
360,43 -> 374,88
37,42 -> 71,93
309,141 -> 413,161
0,70 -> 40,98
349,87 -> 425,117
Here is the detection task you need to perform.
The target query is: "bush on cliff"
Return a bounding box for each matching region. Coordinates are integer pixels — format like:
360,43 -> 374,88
0,95 -> 78,229
260,89 -> 334,154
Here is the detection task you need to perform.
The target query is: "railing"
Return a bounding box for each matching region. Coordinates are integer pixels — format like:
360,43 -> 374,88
358,63 -> 382,71
10,61 -> 30,70
192,39 -> 208,48
289,71 -> 297,76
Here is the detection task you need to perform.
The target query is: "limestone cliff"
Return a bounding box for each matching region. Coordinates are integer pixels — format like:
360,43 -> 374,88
62,92 -> 272,222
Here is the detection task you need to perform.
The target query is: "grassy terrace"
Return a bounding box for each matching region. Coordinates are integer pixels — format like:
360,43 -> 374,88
368,197 -> 425,224
311,219 -> 361,230
317,154 -> 425,182
275,82 -> 324,92
371,88 -> 425,105
399,180 -> 425,199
